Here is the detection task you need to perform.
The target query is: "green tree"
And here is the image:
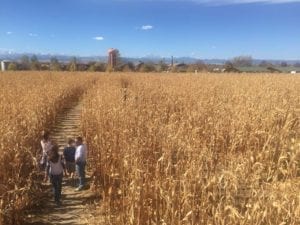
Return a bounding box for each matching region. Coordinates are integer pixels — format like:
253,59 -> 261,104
50,57 -> 61,71
95,62 -> 107,72
20,55 -> 30,70
231,55 -> 253,67
68,57 -> 77,71
121,62 -> 135,72
7,62 -> 17,71
157,60 -> 168,72
138,63 -> 156,72
224,61 -> 241,73
88,62 -> 97,72
30,55 -> 41,70
88,62 -> 106,72
115,50 -> 122,67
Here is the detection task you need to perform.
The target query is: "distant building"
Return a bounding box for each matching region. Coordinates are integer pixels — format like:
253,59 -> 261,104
107,48 -> 118,69
169,63 -> 188,72
1,60 -> 10,71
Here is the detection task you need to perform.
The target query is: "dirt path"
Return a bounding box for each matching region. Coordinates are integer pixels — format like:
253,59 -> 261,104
25,100 -> 99,225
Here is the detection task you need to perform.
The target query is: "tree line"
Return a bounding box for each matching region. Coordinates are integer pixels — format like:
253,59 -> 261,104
4,55 -> 209,73
5,55 -> 107,72
4,54 -> 299,72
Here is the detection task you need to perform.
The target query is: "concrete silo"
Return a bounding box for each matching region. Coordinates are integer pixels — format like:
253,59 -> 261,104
107,48 -> 118,70
1,60 -> 10,71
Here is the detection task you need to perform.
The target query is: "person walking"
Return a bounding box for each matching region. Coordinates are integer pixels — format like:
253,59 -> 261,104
40,131 -> 53,170
63,138 -> 76,179
75,137 -> 87,191
45,145 -> 66,206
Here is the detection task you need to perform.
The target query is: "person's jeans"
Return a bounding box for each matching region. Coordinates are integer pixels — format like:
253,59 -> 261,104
76,161 -> 86,187
50,173 -> 63,203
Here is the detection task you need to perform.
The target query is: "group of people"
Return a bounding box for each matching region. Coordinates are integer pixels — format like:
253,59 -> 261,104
40,131 -> 87,206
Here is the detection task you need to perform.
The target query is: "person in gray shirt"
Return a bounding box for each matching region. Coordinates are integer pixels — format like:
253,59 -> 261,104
45,145 -> 66,206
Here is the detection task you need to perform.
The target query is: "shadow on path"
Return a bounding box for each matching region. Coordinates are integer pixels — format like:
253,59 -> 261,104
25,101 -> 101,225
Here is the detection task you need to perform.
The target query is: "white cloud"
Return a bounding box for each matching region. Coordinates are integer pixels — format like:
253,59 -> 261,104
141,25 -> 154,30
6,31 -> 12,35
93,36 -> 104,41
29,33 -> 38,37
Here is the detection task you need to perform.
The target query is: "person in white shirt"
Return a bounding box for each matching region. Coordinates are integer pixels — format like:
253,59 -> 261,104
75,136 -> 87,191
45,145 -> 66,206
40,131 -> 53,170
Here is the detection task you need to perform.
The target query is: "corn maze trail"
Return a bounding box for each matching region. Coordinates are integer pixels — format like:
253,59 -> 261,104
25,100 -> 99,225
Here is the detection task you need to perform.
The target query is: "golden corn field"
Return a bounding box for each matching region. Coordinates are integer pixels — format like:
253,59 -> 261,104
0,72 -> 98,225
81,74 -> 300,225
0,72 -> 299,225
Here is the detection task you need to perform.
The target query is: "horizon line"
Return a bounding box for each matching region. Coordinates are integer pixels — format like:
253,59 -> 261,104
0,51 -> 300,62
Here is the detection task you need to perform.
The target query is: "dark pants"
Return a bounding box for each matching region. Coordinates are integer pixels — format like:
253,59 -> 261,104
50,173 -> 63,203
76,161 -> 86,187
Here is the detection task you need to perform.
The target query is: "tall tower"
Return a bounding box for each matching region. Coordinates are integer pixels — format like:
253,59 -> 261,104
1,61 -> 5,71
108,48 -> 117,70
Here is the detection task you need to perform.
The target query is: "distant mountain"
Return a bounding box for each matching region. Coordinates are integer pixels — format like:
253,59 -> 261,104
0,51 -> 299,65
0,52 -> 107,63
110,56 -> 228,65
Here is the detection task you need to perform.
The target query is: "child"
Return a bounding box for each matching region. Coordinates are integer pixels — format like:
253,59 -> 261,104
45,145 -> 66,206
63,138 -> 76,178
40,131 -> 52,170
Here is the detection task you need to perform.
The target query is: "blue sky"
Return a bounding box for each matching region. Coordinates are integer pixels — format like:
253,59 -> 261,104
0,0 -> 300,59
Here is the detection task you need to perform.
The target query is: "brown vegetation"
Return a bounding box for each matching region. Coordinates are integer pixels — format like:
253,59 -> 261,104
0,72 -> 299,225
0,72 -> 98,225
81,73 -> 300,225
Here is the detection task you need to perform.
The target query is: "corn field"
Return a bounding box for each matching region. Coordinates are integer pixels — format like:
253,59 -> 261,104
0,72 -> 299,225
0,72 -> 98,225
81,74 -> 300,225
